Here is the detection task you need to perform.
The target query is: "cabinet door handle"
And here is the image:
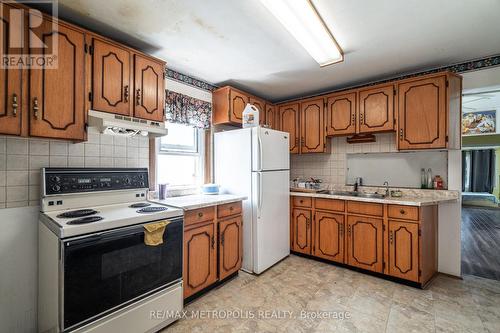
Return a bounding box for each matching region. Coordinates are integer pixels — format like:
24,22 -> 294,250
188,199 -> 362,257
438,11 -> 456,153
360,113 -> 364,124
400,209 -> 406,215
348,225 -> 351,237
390,231 -> 394,244
351,114 -> 355,125
306,218 -> 310,228
198,212 -> 203,218
399,128 -> 403,140
229,206 -> 234,211
12,94 -> 18,117
136,89 -> 141,106
33,97 -> 39,119
221,233 -> 225,245
211,235 -> 215,249
124,85 -> 129,102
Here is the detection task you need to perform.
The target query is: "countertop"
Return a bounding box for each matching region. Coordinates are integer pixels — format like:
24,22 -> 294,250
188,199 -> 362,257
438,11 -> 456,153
290,191 -> 459,206
153,194 -> 247,211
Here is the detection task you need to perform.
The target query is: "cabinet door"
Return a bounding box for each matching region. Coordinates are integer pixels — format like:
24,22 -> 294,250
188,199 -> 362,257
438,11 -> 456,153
133,54 -> 164,122
219,216 -> 243,280
0,3 -> 23,136
292,208 -> 311,255
397,76 -> 447,150
183,223 -> 217,298
326,92 -> 356,136
347,215 -> 383,273
92,38 -> 132,116
249,97 -> 265,125
278,103 -> 300,153
300,98 -> 325,153
388,220 -> 419,282
29,18 -> 86,140
358,85 -> 394,133
229,89 -> 248,124
314,212 -> 344,263
264,103 -> 276,129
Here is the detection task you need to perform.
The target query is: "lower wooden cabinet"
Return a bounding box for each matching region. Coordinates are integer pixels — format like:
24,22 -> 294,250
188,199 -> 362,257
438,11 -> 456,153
183,222 -> 218,298
219,216 -> 243,280
388,220 -> 419,282
313,212 -> 344,263
291,208 -> 312,255
183,203 -> 243,299
347,215 -> 383,273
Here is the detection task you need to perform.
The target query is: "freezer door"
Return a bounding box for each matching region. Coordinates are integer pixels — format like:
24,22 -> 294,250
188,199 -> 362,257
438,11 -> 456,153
252,127 -> 290,171
251,170 -> 290,274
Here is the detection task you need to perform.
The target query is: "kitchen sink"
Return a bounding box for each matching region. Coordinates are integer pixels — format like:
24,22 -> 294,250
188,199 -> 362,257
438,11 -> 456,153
318,190 -> 386,199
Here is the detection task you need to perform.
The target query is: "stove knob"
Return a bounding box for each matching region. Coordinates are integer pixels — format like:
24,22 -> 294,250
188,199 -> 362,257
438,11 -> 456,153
124,178 -> 131,185
51,176 -> 61,183
52,185 -> 61,192
140,181 -> 145,187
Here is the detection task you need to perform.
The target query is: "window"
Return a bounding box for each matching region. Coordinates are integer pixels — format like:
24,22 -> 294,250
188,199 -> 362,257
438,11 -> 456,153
157,123 -> 204,187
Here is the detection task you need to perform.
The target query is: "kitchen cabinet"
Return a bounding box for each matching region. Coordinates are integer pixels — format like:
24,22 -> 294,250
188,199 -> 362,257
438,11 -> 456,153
133,54 -> 165,122
300,98 -> 326,153
29,15 -> 87,140
0,3 -> 24,136
91,38 -> 132,116
326,92 -> 356,136
264,103 -> 277,129
183,221 -> 218,298
278,102 -> 300,153
219,216 -> 243,280
358,84 -> 395,133
388,220 -> 419,282
291,208 -> 312,254
183,201 -> 243,299
347,215 -> 384,273
313,211 -> 344,263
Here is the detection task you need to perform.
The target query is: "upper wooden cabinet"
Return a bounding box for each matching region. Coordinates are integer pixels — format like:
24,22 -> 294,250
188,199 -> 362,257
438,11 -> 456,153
300,98 -> 326,153
326,92 -> 356,136
358,84 -> 395,133
278,102 -> 300,153
397,73 -> 461,150
29,16 -> 86,140
0,3 -> 24,136
133,54 -> 165,122
264,103 -> 277,129
91,38 -> 132,116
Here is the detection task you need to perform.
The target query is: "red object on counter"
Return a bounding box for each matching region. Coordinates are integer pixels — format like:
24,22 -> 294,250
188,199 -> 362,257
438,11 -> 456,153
433,175 -> 444,190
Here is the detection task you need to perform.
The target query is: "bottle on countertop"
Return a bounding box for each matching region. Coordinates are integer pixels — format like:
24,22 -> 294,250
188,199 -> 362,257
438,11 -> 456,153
433,175 -> 444,190
426,168 -> 433,189
421,168 -> 427,189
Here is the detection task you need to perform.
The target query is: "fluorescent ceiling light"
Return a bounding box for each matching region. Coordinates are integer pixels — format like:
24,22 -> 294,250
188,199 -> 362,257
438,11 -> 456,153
260,0 -> 343,67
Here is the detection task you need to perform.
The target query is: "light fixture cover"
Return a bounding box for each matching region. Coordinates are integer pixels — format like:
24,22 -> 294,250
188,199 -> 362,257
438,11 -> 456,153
260,0 -> 343,66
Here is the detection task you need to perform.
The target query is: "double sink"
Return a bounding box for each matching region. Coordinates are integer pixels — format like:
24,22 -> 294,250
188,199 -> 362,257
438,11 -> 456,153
317,190 -> 386,199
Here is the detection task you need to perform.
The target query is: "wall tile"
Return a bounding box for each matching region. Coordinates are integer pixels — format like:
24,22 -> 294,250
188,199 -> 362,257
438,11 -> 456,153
100,145 -> 113,157
127,137 -> 139,147
68,156 -> 84,167
50,141 -> 68,156
29,171 -> 41,186
84,143 -> 100,157
86,131 -> 100,144
29,140 -> 50,155
0,171 -> 5,186
114,136 -> 127,146
0,154 -> 6,170
7,201 -> 28,208
6,138 -> 28,155
50,156 -> 68,167
6,171 -> 29,186
68,143 -> 85,156
6,186 -> 28,202
127,146 -> 139,159
29,185 -> 40,201
100,157 -> 114,167
84,157 -> 100,167
0,137 -> 5,154
0,186 -> 5,203
7,155 -> 28,170
138,136 -> 149,148
113,145 -> 127,158
113,158 -> 127,167
100,134 -> 113,145
139,147 -> 149,159
29,155 -> 49,171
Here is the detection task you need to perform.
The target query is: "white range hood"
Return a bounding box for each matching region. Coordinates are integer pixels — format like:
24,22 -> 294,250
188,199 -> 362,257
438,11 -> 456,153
88,110 -> 168,138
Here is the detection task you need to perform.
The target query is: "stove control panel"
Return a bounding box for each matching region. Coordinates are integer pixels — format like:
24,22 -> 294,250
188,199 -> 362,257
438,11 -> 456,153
43,168 -> 149,195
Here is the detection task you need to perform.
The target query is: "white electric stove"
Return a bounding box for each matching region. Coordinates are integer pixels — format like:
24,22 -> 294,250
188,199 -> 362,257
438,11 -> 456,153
38,168 -> 183,333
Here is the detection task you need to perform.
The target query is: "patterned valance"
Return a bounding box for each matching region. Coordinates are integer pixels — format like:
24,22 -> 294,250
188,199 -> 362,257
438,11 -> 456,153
165,90 -> 212,129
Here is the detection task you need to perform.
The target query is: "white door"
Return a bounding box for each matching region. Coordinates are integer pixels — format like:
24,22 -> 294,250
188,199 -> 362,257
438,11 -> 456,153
252,127 -> 289,171
252,170 -> 290,274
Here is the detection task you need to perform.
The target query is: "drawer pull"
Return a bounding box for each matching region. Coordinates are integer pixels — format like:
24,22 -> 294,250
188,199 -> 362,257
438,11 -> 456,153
136,88 -> 141,106
124,85 -> 129,102
400,209 -> 406,215
33,97 -> 39,119
211,235 -> 215,249
390,231 -> 394,244
198,212 -> 203,218
299,200 -> 304,204
12,94 -> 18,116
229,206 -> 234,211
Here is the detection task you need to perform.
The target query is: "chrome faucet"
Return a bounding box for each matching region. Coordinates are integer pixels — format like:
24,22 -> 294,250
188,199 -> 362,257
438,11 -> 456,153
354,177 -> 362,192
383,181 -> 390,197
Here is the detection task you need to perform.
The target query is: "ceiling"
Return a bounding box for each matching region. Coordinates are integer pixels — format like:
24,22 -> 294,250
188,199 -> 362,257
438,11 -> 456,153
55,0 -> 500,102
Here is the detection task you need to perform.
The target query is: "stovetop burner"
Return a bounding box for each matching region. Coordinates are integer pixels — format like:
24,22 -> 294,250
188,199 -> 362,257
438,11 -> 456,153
129,203 -> 151,208
136,206 -> 168,214
67,216 -> 104,225
57,209 -> 99,219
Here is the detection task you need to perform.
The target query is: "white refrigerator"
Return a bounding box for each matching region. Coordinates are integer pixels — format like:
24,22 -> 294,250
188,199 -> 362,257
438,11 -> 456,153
214,127 -> 290,274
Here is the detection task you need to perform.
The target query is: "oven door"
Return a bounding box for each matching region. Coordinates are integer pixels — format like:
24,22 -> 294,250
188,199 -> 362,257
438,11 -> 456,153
61,217 -> 183,331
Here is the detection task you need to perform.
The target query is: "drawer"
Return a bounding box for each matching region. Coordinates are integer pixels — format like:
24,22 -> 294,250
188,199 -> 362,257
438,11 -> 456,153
185,206 -> 215,227
218,201 -> 242,219
388,205 -> 419,221
315,198 -> 345,212
293,196 -> 312,208
347,201 -> 383,217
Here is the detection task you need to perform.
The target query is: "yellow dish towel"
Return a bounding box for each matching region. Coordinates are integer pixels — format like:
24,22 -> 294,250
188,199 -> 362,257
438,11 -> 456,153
144,220 -> 170,246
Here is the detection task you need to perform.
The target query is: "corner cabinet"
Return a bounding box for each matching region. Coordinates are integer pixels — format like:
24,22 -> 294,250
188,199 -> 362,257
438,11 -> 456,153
0,3 -> 24,136
133,54 -> 165,122
183,202 -> 243,299
29,15 -> 86,140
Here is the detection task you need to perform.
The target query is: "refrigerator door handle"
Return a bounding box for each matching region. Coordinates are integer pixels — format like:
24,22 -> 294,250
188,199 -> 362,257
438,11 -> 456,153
258,131 -> 263,171
258,172 -> 263,219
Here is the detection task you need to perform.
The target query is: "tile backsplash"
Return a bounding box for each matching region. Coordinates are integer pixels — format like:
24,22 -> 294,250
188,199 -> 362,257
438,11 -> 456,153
0,127 -> 149,208
291,133 -> 398,185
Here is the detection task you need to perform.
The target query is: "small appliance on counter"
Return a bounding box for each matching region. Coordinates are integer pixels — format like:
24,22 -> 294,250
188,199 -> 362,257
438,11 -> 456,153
201,183 -> 220,195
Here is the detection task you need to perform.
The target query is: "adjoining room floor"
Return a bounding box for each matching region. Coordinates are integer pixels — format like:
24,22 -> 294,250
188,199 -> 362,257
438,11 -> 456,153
462,206 -> 500,281
164,255 -> 500,333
